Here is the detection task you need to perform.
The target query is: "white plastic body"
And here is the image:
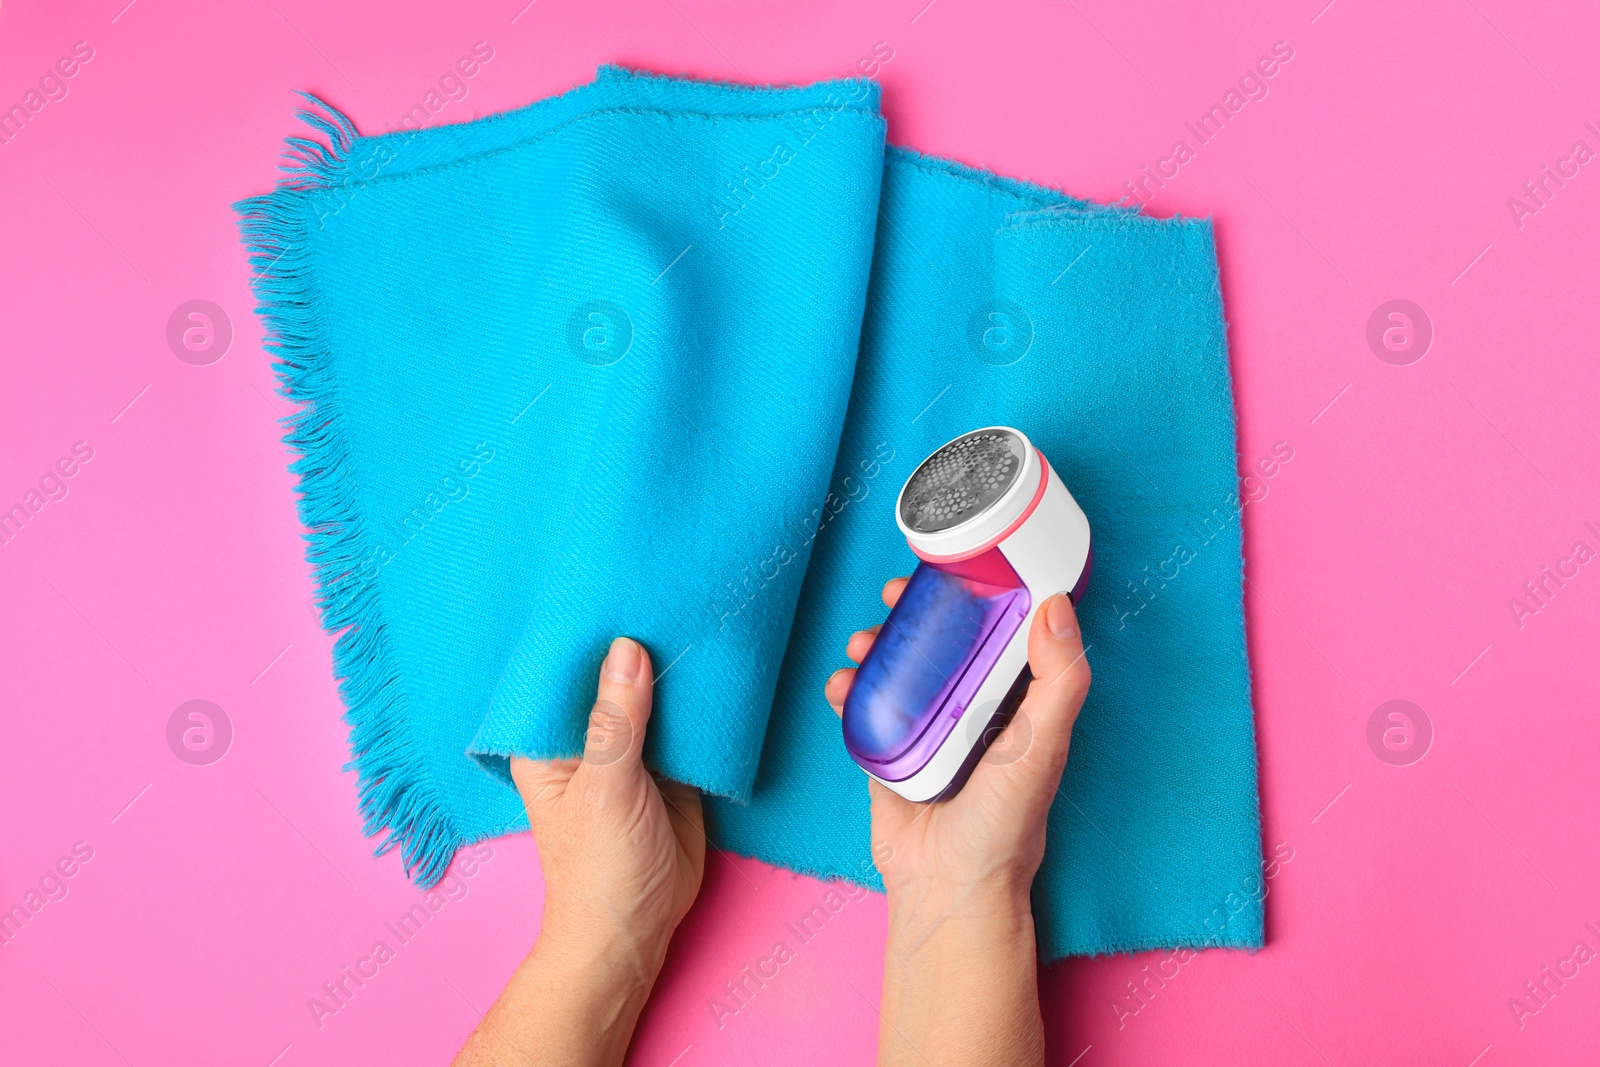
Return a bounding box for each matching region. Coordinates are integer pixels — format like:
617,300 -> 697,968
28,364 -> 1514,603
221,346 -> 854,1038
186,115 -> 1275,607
869,431 -> 1091,802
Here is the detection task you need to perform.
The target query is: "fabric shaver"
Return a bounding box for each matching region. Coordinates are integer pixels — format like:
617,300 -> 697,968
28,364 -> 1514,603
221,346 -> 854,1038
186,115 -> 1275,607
842,427 -> 1092,801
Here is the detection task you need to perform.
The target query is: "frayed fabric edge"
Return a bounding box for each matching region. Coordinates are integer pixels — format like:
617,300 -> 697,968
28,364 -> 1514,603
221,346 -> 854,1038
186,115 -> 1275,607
232,93 -> 461,889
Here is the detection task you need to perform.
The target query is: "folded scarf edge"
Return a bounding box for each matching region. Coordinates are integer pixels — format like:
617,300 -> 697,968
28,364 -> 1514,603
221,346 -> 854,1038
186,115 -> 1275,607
593,61 -> 882,109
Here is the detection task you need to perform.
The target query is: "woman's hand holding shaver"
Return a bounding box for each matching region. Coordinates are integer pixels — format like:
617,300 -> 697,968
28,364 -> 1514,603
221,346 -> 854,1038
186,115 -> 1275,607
455,582 -> 1088,1067
826,580 -> 1092,1067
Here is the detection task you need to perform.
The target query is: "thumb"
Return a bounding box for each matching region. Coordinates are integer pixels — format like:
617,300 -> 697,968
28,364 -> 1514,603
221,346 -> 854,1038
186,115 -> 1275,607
1018,593 -> 1091,774
577,637 -> 654,780
968,593 -> 1091,798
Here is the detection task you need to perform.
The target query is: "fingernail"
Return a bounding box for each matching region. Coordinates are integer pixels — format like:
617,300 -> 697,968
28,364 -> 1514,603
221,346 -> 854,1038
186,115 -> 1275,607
603,637 -> 642,682
1046,594 -> 1078,640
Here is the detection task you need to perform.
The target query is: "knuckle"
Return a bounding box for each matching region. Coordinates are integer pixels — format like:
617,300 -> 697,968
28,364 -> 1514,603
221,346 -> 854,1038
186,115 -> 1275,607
1071,661 -> 1092,695
584,698 -> 634,765
1050,657 -> 1091,697
981,708 -> 1034,766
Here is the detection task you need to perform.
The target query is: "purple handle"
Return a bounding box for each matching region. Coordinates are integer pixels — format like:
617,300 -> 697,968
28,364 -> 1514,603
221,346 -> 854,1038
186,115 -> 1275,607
842,550 -> 1030,782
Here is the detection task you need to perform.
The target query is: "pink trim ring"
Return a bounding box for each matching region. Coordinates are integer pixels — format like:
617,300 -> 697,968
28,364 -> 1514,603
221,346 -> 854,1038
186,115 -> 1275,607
909,453 -> 1053,564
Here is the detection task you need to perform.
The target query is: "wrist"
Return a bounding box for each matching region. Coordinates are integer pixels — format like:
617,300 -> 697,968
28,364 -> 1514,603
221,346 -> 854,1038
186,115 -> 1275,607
878,875 -> 1044,1067
884,853 -> 1036,922
536,906 -> 671,995
885,876 -> 1034,959
520,920 -> 664,1061
464,914 -> 667,1067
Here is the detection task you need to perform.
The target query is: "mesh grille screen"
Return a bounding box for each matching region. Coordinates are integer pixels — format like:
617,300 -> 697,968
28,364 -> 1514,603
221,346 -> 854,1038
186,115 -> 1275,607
899,429 -> 1025,534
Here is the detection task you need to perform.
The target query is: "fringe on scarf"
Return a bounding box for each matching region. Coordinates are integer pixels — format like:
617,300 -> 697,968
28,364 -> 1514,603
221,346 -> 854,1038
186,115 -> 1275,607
233,94 -> 458,887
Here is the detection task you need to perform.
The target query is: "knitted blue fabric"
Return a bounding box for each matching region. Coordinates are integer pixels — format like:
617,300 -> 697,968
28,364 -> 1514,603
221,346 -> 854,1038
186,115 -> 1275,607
236,66 -> 1262,960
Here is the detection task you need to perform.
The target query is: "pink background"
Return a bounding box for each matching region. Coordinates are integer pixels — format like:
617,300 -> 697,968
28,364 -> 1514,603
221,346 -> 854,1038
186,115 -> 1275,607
3,0 -> 1597,1063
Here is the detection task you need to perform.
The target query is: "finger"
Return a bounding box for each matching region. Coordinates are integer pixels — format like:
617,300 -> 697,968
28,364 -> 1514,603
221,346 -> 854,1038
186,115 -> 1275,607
882,576 -> 909,609
1017,593 -> 1091,770
825,667 -> 855,717
1030,594 -> 1091,703
578,637 -> 654,777
846,625 -> 881,664
967,594 -> 1090,796
656,776 -> 707,869
510,753 -> 579,813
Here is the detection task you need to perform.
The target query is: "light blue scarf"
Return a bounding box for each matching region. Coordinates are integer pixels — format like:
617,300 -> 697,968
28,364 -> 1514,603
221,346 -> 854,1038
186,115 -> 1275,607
236,66 -> 1262,960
